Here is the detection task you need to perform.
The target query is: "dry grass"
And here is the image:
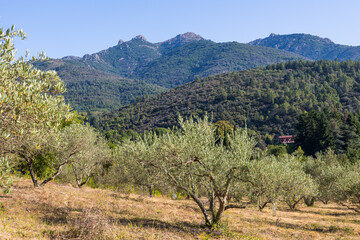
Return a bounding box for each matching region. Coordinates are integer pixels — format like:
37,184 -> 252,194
0,178 -> 360,239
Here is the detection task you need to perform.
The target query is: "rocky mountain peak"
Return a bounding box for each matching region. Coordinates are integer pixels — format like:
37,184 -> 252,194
177,32 -> 204,41
167,32 -> 204,43
132,35 -> 148,42
159,32 -> 204,49
61,56 -> 81,60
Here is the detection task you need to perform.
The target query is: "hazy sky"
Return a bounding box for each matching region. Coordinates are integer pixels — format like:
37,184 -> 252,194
1,0 -> 359,58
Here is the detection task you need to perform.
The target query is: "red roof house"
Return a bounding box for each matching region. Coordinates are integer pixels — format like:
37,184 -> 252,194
278,135 -> 295,144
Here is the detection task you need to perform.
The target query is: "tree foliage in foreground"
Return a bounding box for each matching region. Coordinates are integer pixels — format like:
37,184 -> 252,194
155,116 -> 256,227
0,25 -> 74,187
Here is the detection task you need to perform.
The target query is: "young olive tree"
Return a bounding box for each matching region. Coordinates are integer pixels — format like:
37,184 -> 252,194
243,154 -> 317,211
242,155 -> 286,211
0,25 -> 74,187
153,116 -> 256,228
279,155 -> 318,210
111,132 -> 165,197
337,163 -> 360,212
303,150 -> 345,204
58,124 -> 111,188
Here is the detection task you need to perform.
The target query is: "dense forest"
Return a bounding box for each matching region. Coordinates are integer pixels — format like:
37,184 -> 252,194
33,59 -> 165,111
98,60 -> 360,139
295,108 -> 360,157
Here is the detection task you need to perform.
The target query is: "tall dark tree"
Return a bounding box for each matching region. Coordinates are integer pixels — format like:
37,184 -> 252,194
295,110 -> 334,156
296,109 -> 360,157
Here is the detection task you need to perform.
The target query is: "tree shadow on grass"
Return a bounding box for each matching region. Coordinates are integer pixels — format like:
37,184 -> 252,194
41,206 -> 70,225
110,216 -> 214,236
317,205 -> 349,211
299,209 -> 358,217
38,201 -> 225,238
264,219 -> 354,234
39,203 -> 87,225
38,203 -> 207,234
0,195 -> 12,198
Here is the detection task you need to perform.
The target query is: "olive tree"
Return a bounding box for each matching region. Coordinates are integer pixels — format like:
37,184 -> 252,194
242,155 -> 286,211
279,155 -> 318,210
243,154 -> 317,211
0,25 -> 74,187
303,150 -> 345,204
58,124 -> 111,188
110,132 -> 166,197
302,151 -> 360,212
153,116 -> 256,228
336,163 -> 360,212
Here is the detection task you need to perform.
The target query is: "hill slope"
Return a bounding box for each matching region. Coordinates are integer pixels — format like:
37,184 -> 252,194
249,33 -> 360,61
99,60 -> 360,136
34,59 -> 165,111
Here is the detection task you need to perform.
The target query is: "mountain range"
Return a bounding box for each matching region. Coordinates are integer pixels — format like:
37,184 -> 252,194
35,32 -> 306,111
35,32 -> 360,133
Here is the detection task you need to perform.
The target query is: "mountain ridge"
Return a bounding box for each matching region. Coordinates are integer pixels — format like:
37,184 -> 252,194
249,33 -> 360,60
35,32 -> 306,111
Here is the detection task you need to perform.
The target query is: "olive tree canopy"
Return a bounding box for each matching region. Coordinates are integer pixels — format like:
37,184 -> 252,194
0,25 -> 74,187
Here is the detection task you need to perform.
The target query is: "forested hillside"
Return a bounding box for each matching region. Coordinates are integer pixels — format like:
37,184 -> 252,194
99,60 -> 360,137
34,59 -> 165,111
250,33 -> 360,61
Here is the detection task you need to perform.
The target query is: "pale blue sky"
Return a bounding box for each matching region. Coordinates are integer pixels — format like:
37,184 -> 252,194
1,0 -> 359,58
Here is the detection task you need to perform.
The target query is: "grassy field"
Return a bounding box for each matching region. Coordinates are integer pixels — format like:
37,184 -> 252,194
0,178 -> 359,239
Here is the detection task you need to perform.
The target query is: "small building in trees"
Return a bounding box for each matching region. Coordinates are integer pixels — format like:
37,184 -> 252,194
278,135 -> 295,144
